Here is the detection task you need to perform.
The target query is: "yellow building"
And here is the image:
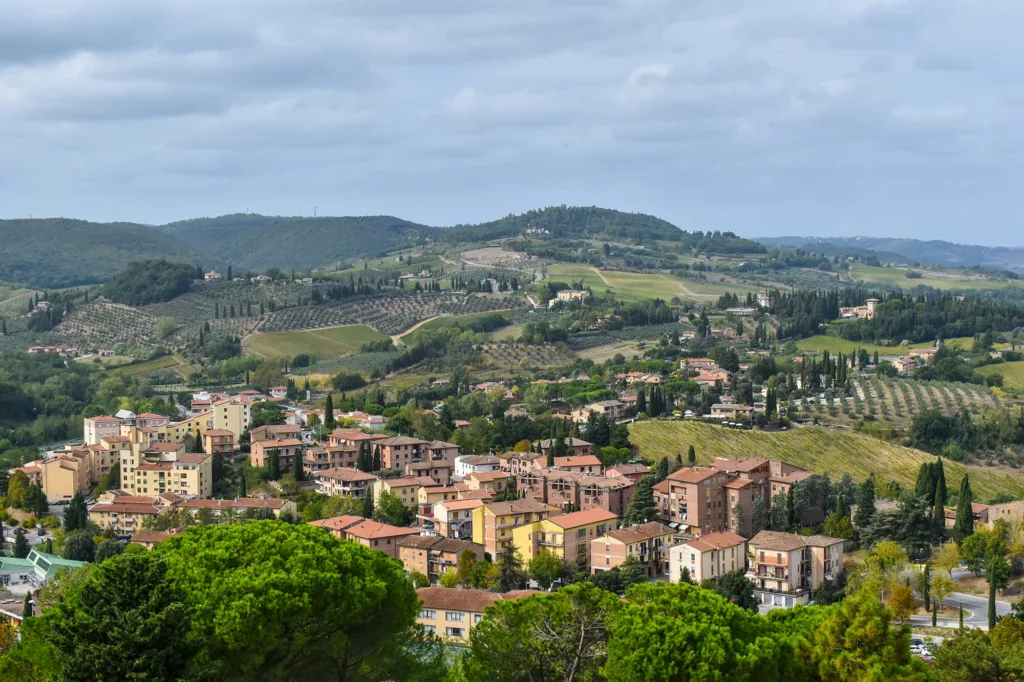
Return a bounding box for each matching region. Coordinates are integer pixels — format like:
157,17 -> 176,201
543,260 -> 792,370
120,442 -> 214,499
373,476 -> 436,509
472,499 -> 558,558
511,508 -> 617,571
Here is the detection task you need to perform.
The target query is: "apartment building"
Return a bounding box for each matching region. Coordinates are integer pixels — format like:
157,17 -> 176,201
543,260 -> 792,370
327,429 -> 387,449
669,531 -> 746,583
652,466 -> 733,534
570,400 -> 627,424
591,521 -> 677,577
179,497 -> 297,519
518,469 -> 635,517
83,415 -> 132,445
251,424 -> 301,443
88,492 -> 179,534
604,463 -> 650,482
133,453 -> 213,498
202,429 -> 236,456
430,499 -> 482,540
416,588 -> 537,642
747,531 -> 845,608
498,451 -> 547,476
304,445 -> 359,474
309,516 -> 419,559
472,499 -> 558,557
466,471 -> 509,494
315,468 -> 378,498
538,438 -> 592,458
512,508 -> 617,570
374,476 -> 436,509
249,439 -> 303,470
375,436 -> 429,470
454,455 -> 502,478
553,455 -> 602,474
398,536 -> 484,582
405,460 -> 454,485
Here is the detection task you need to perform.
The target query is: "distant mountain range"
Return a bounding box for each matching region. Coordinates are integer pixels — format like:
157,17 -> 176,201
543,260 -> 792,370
757,236 -> 1024,272
1,206 -> 758,288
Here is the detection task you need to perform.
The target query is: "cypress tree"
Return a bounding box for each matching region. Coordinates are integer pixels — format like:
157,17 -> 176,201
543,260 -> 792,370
854,475 -> 876,529
637,389 -> 646,414
238,470 -> 247,498
786,485 -> 796,530
687,445 -> 696,465
935,457 -> 948,507
914,462 -> 933,499
933,486 -> 945,537
921,563 -> 930,612
292,448 -> 304,481
372,445 -> 381,472
952,474 -> 974,543
325,394 -> 335,429
23,593 -> 32,618
268,448 -> 280,480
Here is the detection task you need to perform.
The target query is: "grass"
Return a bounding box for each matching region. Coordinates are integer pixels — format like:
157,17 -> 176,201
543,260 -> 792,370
976,362 -> 1024,390
795,336 -> 972,357
851,264 -> 1024,291
545,264 -> 755,302
575,340 -> 647,363
106,354 -> 187,378
629,420 -> 1024,500
245,324 -> 387,359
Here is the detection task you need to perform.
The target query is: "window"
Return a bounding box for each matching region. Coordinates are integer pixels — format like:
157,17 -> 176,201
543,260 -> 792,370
446,627 -> 465,638
446,611 -> 465,622
474,614 -> 482,624
420,609 -> 436,619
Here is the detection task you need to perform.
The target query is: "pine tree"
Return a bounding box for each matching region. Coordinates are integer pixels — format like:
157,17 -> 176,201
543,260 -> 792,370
655,458 -> 668,482
14,528 -> 30,559
786,485 -> 796,530
625,475 -> 657,525
952,474 -> 974,543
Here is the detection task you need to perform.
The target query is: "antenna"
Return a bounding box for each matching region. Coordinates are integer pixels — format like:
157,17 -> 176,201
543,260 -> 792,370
314,206 -> 317,218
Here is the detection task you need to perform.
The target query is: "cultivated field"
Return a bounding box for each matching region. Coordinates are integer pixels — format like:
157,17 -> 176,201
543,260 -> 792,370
244,325 -> 387,359
977,362 -> 1024,390
851,264 -> 1024,291
629,420 -> 1024,500
545,265 -> 755,302
575,341 -> 647,363
795,335 -> 972,357
479,343 -> 575,371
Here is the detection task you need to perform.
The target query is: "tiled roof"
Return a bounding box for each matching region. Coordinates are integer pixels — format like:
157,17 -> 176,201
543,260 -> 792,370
667,467 -> 720,484
749,530 -> 842,551
484,499 -> 553,515
343,520 -> 419,540
606,522 -> 675,544
317,467 -> 378,482
547,507 -> 617,529
554,455 -> 602,468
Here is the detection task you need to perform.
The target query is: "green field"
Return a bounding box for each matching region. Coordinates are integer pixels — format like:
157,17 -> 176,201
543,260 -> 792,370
795,335 -> 971,357
976,362 -> 1024,390
851,264 -> 1024,291
105,354 -> 191,378
629,420 -> 1024,500
245,325 -> 387,359
545,265 -> 755,302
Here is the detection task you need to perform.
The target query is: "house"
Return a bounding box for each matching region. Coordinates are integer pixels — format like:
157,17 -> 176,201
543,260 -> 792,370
746,531 -> 845,608
669,531 -> 746,583
467,471 -> 510,494
512,508 -> 617,571
374,436 -> 429,470
455,454 -> 502,478
695,371 -> 731,387
725,308 -> 757,317
405,460 -> 454,485
472,499 -> 559,557
548,289 -> 589,307
315,467 -> 378,498
498,451 -> 547,476
304,445 -> 359,474
553,455 -> 602,474
605,463 -> 650,482
416,588 -> 538,642
130,528 -> 185,550
310,516 -> 419,558
538,438 -> 592,458
205,271 -> 223,281
374,476 -> 436,509
88,493 -> 178,534
328,429 -> 387,448
269,386 -> 288,399
944,503 -> 990,529
987,500 -> 1024,528
0,550 -> 86,587
202,429 -> 236,456
398,536 -> 484,583
840,298 -> 879,320
710,404 -> 756,420
250,424 -> 302,443
591,522 -> 677,576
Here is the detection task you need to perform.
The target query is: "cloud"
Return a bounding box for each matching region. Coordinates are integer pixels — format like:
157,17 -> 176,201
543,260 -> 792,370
0,0 -> 1023,244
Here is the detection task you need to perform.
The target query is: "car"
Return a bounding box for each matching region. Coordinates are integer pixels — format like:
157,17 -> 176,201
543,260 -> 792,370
910,638 -> 924,647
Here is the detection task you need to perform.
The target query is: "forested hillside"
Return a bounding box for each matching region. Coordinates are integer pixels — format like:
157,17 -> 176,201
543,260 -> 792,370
759,236 -> 1024,271
0,219 -> 206,288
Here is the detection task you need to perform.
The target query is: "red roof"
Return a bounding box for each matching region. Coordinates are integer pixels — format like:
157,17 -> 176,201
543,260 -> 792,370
547,507 -> 616,529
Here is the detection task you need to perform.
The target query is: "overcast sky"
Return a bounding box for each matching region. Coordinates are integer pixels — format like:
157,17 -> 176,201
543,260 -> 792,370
2,0 -> 1022,245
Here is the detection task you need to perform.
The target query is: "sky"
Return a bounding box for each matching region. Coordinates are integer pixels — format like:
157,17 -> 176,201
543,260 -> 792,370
2,0 -> 1023,245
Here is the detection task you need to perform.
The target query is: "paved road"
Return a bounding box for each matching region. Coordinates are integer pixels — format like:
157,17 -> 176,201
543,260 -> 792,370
908,591 -> 1011,631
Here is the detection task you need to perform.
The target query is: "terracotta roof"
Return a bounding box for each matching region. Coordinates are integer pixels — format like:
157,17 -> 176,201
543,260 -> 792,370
203,429 -> 235,436
254,439 -> 303,447
130,530 -> 174,545
377,436 -> 429,446
343,520 -> 419,540
90,502 -> 162,514
771,471 -> 813,485
417,587 -> 501,613
484,499 -> 554,515
607,463 -> 650,475
136,462 -> 173,471
723,478 -> 753,489
652,479 -> 670,493
667,467 -> 720,484
749,530 -> 843,552
437,499 -> 484,512
711,457 -> 769,473
606,522 -> 675,544
547,508 -> 617,529
554,455 -> 602,468
176,453 -> 211,464
539,438 -> 592,448
317,467 -> 378,482
88,416 -> 124,422
469,471 -> 508,482
144,443 -> 184,452
309,515 -> 364,532
695,531 -> 746,548
382,476 -> 435,488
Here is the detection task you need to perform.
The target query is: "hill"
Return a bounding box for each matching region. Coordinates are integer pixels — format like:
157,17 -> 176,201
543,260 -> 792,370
628,420 -> 1024,500
157,214 -> 434,271
758,236 -> 1024,272
0,218 -> 207,288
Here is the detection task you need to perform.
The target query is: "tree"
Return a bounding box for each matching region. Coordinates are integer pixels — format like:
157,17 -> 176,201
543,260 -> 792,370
456,548 -> 478,587
529,551 -> 565,590
40,552 -> 194,681
624,475 -> 656,526
5,471 -> 28,509
887,583 -> 916,624
439,570 -> 460,588
822,512 -> 855,540
864,540 -> 908,600
62,531 -> 96,563
324,394 -> 336,429
961,533 -> 989,574
700,569 -> 758,611
932,573 -> 955,626
496,542 -> 527,592
292,447 -> 305,482
94,539 -> 125,563
952,474 -> 975,543
409,571 -> 429,589
751,495 -> 768,534
786,485 -> 796,529
153,522 -> 439,680
373,491 -> 409,526
987,554 -> 1011,629
932,629 -> 1004,682
13,528 -> 30,559
655,458 -> 668,482
462,582 -> 620,682
687,444 -> 696,465
63,491 -> 88,533
372,445 -> 381,472
267,448 -> 281,480
932,542 -> 962,577
854,475 -> 876,529
920,563 -> 931,611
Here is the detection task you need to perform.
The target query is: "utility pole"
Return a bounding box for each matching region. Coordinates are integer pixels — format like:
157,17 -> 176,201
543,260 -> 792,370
314,206 -> 317,217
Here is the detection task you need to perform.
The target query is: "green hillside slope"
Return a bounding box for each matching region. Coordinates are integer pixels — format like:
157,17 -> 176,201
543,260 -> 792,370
0,219 -> 206,288
629,420 -> 1024,500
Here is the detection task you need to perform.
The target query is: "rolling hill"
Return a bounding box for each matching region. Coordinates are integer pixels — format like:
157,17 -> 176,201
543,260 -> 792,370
629,420 -> 1024,500
0,218 -> 208,288
758,236 -> 1024,272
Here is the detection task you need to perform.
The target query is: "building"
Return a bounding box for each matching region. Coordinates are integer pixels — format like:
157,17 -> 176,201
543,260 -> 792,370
548,289 -> 589,307
84,415 -> 133,445
249,439 -> 303,470
202,429 -> 236,456
373,436 -> 430,470
591,522 -> 677,576
570,400 -> 627,423
746,531 -> 845,608
374,476 -> 437,509
710,404 -> 757,420
517,469 -> 635,517
132,453 -> 213,499
130,528 -> 184,549
88,492 -> 179,534
839,298 -> 879,320
669,531 -> 746,583
315,467 -> 378,498
328,429 -> 387,449
398,536 -> 484,582
472,499 -> 558,557
454,454 -> 502,478
304,445 -> 359,474
944,503 -> 991,529
416,588 -> 538,642
538,438 -> 592,458
310,516 -> 419,558
988,500 -> 1024,528
553,455 -> 602,474
605,463 -> 650,482
179,497 -> 297,519
430,499 -> 483,539
654,467 -> 733,534
512,508 -> 617,571
498,451 -> 547,476
0,550 -> 87,587
251,424 -> 302,443
405,460 -> 454,485
466,471 -> 510,494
